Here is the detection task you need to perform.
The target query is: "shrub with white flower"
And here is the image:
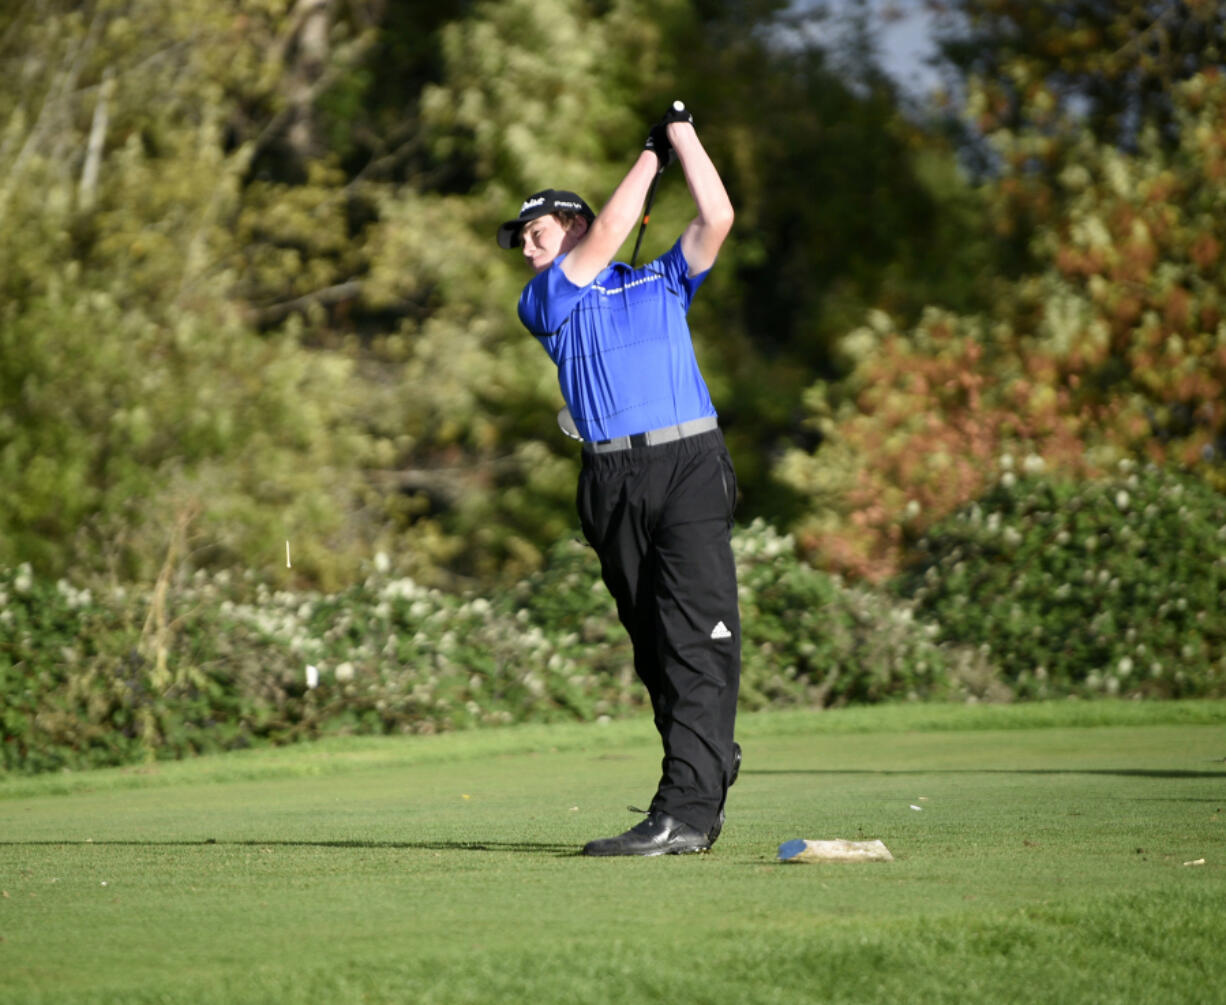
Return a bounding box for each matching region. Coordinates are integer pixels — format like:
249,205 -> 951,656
897,463 -> 1226,698
5,471 -> 1222,777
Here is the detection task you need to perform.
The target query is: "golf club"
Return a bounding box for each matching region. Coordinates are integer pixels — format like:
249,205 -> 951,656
630,100 -> 684,268
630,166 -> 664,268
557,405 -> 582,441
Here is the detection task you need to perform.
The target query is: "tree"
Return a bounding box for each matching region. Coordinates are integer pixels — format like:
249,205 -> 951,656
936,0 -> 1226,153
0,0 -> 1024,589
777,68 -> 1226,581
0,0 -> 370,584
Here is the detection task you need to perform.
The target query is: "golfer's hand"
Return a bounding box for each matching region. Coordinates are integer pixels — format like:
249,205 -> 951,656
644,122 -> 674,168
644,101 -> 692,168
662,101 -> 695,153
660,100 -> 693,127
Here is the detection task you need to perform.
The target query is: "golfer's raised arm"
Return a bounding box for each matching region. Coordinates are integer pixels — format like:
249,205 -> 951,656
670,122 -> 734,276
560,151 -> 660,288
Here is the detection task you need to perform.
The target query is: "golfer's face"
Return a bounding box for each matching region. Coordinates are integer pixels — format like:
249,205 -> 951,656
522,215 -> 573,273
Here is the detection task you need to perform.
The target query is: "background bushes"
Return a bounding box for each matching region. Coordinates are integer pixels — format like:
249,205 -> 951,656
1,520 -> 978,775
895,462 -> 1226,699
5,465 -> 1224,777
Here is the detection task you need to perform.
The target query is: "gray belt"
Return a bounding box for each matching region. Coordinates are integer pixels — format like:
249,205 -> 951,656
583,415 -> 718,454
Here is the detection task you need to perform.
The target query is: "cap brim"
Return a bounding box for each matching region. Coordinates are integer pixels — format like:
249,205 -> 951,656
496,220 -> 524,250
497,204 -> 561,250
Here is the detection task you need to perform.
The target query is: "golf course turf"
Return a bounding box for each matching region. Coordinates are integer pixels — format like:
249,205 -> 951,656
2,700 -> 1224,1003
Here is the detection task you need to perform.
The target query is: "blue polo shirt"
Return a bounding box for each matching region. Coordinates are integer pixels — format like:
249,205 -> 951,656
517,239 -> 717,442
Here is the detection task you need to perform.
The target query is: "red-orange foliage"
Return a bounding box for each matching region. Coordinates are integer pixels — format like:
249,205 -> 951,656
784,71 -> 1226,582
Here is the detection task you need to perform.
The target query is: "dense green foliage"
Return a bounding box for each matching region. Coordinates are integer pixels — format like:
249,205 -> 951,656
0,0 -> 377,586
895,462 -> 1226,699
4,0 -> 1223,589
10,456 -> 1226,776
1,520 -> 976,774
0,0 -> 1006,586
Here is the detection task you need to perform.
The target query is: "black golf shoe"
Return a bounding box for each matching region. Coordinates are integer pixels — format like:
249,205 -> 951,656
582,810 -> 711,857
707,741 -> 742,846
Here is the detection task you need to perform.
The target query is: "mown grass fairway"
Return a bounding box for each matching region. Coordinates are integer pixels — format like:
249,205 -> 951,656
3,701 -> 1225,1004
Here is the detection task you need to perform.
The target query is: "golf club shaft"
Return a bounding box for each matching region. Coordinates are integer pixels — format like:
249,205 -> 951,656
630,165 -> 665,268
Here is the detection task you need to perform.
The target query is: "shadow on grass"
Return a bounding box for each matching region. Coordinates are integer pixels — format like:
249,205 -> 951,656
745,768 -> 1225,779
0,839 -> 582,855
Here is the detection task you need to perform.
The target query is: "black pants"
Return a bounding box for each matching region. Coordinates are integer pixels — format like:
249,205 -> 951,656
577,428 -> 741,834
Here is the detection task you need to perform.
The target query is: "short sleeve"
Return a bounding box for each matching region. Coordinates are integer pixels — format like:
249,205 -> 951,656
517,258 -> 590,336
648,239 -> 709,312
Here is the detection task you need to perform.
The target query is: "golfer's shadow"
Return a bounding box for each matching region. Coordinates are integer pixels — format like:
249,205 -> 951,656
744,768 -> 1225,779
267,838 -> 582,856
0,838 -> 582,856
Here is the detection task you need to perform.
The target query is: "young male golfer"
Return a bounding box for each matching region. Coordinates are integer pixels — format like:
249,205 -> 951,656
497,104 -> 741,856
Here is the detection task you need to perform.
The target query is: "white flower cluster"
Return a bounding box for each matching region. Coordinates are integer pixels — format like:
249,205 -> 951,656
378,576 -> 430,603
55,579 -> 93,610
732,518 -> 795,561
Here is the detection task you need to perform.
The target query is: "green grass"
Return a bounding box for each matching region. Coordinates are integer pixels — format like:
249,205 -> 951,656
2,700 -> 1225,1003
